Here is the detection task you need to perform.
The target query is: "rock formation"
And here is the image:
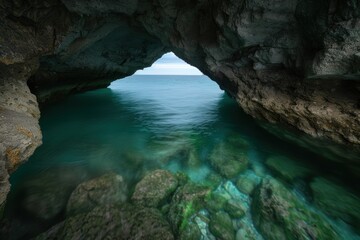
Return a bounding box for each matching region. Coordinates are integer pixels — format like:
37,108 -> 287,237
0,0 -> 359,210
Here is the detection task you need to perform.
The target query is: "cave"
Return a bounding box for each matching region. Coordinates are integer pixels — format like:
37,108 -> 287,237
1,0 -> 360,239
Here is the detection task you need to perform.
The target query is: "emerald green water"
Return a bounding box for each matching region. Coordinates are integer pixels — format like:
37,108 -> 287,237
2,75 -> 360,239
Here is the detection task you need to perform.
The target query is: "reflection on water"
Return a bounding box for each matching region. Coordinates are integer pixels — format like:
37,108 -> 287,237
2,75 -> 360,239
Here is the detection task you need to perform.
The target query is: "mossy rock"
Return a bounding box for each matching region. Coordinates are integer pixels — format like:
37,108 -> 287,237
67,172 -> 128,216
224,199 -> 246,219
310,177 -> 360,232
252,177 -> 341,240
168,182 -> 210,234
179,221 -> 202,240
132,170 -> 178,208
20,166 -> 89,221
265,155 -> 313,182
204,192 -> 228,213
210,143 -> 248,179
36,204 -> 174,240
209,211 -> 235,240
235,173 -> 260,195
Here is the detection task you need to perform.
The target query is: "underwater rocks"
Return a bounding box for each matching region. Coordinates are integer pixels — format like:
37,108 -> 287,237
36,204 -> 174,240
265,155 -> 313,182
310,177 -> 360,232
252,177 -> 340,240
20,167 -> 88,221
66,172 -> 128,216
132,170 -> 178,208
209,211 -> 235,240
210,142 -> 249,179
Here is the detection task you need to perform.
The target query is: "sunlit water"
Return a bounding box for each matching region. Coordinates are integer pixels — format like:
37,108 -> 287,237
2,75 -> 360,239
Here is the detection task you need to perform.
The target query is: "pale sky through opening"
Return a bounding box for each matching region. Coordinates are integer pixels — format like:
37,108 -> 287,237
135,52 -> 203,75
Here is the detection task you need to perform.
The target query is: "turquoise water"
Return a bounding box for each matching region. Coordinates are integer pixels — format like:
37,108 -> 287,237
2,75 -> 360,239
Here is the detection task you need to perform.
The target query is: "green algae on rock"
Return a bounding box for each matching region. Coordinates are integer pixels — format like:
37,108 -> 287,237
209,211 -> 235,240
131,169 -> 178,208
265,155 -> 313,182
210,142 -> 248,179
310,177 -> 360,232
66,172 -> 128,216
36,204 -> 174,240
224,199 -> 246,219
235,171 -> 261,195
252,177 -> 341,240
168,182 -> 210,234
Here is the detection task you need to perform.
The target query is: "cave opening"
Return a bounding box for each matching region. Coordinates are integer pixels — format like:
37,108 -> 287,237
2,52 -> 360,240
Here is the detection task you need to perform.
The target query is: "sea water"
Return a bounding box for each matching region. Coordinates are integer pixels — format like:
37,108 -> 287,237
2,75 -> 360,239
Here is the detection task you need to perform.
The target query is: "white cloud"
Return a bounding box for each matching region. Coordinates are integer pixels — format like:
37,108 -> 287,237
135,52 -> 203,75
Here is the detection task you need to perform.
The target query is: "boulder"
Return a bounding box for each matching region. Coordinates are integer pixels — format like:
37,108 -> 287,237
66,172 -> 128,216
132,170 -> 178,208
210,143 -> 248,179
310,177 -> 360,232
252,177 -> 340,240
209,211 -> 235,240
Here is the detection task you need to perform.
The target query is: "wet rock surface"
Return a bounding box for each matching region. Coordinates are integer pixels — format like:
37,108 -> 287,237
66,172 -> 128,216
252,177 -> 340,240
310,177 -> 360,232
132,170 -> 178,208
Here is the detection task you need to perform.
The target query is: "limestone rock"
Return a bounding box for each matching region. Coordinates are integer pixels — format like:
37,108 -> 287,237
132,170 -> 178,208
252,177 -> 340,240
67,172 -> 128,216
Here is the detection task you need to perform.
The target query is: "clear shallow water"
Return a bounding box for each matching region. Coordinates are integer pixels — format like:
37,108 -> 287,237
3,75 -> 360,239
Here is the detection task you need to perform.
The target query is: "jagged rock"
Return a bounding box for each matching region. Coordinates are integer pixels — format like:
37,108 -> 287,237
210,142 -> 248,179
265,155 -> 313,182
20,167 -> 88,220
66,172 -> 128,216
209,211 -> 235,240
310,177 -> 360,232
252,177 -> 340,240
132,170 -> 178,208
35,204 -> 174,240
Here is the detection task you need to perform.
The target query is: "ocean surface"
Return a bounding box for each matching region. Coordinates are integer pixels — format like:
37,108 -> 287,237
3,75 -> 360,239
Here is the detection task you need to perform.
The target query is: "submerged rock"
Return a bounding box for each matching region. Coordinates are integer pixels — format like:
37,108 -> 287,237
310,177 -> 360,232
168,182 -> 210,234
209,211 -> 235,240
132,170 -> 178,208
66,172 -> 127,216
252,177 -> 340,240
224,199 -> 246,219
36,204 -> 174,240
210,143 -> 248,179
265,155 -> 313,182
235,171 -> 261,195
20,167 -> 88,220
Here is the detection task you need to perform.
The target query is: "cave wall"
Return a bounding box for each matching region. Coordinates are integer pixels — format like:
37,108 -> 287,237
0,0 -> 359,209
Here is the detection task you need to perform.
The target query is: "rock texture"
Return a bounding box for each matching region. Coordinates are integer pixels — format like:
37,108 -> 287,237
0,0 -> 359,209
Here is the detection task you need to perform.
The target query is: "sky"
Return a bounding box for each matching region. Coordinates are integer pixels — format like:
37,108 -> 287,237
135,52 -> 203,75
